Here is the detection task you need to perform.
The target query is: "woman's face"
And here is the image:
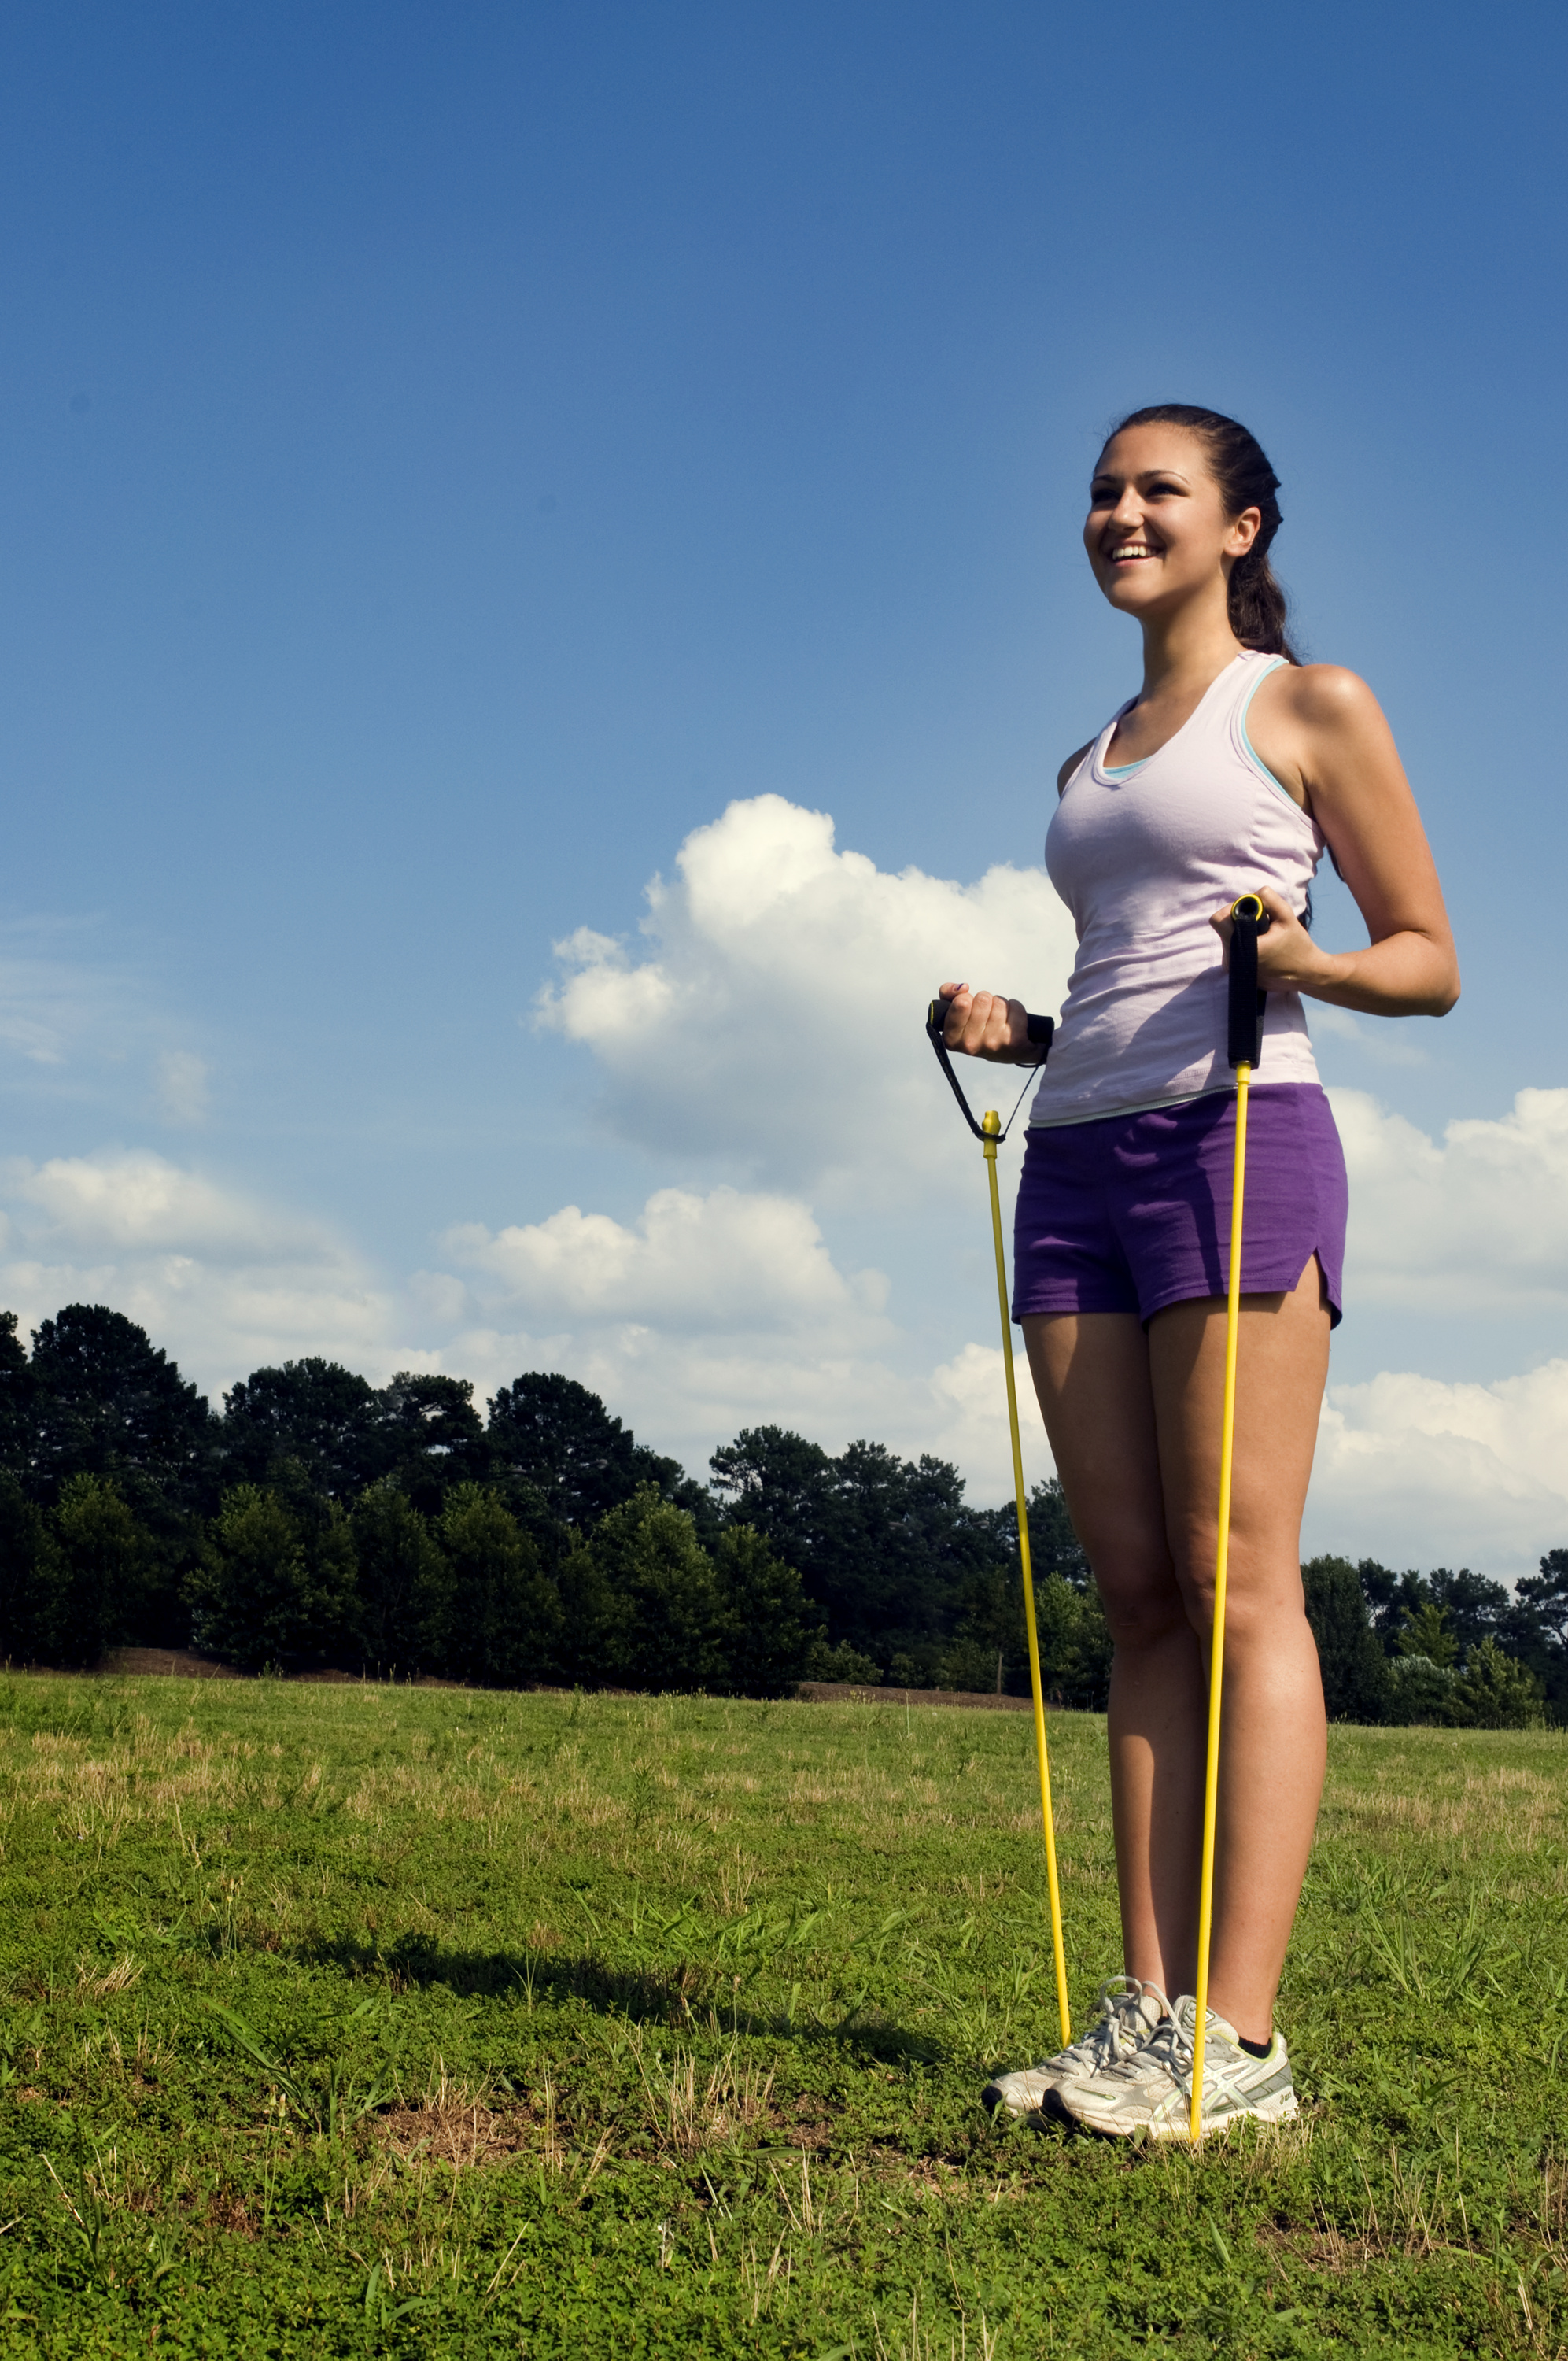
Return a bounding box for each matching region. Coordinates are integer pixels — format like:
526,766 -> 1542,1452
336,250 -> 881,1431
1083,425 -> 1260,624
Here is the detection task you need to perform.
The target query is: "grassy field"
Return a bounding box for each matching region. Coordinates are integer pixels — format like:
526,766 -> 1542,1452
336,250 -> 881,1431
0,1678 -> 1564,2358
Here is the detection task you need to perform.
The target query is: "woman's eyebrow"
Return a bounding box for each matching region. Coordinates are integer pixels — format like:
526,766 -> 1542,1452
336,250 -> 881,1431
1089,468 -> 1195,493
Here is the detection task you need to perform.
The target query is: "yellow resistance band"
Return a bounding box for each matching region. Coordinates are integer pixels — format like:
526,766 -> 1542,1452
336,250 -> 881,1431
1189,1058 -> 1251,2138
982,1109 -> 1071,2051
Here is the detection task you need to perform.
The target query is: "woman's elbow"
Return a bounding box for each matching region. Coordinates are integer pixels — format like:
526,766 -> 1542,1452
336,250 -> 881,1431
1426,961 -> 1461,1018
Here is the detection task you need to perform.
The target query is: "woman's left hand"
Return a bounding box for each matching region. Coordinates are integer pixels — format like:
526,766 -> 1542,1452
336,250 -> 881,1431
1208,886 -> 1336,996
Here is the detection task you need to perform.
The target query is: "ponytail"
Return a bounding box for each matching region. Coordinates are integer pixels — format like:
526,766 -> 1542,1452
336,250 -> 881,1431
1109,404 -> 1302,663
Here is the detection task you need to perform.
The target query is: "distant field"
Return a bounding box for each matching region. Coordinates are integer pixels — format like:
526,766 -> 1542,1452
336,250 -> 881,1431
0,1676 -> 1563,2357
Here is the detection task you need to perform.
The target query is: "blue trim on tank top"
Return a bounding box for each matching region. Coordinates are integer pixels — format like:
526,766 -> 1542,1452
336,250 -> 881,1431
1103,757 -> 1148,778
1236,656 -> 1295,805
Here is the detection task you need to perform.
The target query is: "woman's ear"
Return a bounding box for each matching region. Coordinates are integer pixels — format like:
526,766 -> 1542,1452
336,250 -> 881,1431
1225,504 -> 1263,556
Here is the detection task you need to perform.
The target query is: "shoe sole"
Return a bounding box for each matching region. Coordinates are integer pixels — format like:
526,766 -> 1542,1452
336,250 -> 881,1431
1054,2087 -> 1298,2139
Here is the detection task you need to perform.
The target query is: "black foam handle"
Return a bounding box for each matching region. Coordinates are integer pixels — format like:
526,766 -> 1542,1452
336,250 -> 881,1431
927,997 -> 1055,1053
1227,897 -> 1272,1069
924,995 -> 1054,1144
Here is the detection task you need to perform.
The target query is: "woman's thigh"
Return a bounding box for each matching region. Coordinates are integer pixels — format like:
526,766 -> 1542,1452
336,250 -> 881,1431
1147,1257 -> 1331,1625
1020,1312 -> 1184,1641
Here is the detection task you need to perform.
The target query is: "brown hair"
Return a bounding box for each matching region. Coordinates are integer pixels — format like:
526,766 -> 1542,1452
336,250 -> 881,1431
1108,404 -> 1301,663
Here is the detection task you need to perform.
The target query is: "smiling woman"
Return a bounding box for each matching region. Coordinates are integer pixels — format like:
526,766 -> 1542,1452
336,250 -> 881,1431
938,402 -> 1459,2141
1094,403 -> 1300,663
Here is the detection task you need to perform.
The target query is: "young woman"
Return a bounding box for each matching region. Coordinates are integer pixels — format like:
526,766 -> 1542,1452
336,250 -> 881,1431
940,405 -> 1458,2137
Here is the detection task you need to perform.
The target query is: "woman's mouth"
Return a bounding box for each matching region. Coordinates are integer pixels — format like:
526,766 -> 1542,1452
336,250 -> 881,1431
1107,541 -> 1157,563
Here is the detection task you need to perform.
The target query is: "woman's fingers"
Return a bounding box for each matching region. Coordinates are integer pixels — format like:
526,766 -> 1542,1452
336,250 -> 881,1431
942,986 -> 1028,1061
1208,892 -> 1327,992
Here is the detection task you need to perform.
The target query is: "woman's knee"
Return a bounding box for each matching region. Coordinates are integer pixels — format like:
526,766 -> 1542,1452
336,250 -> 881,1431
1169,1539 -> 1308,1644
1094,1561 -> 1190,1651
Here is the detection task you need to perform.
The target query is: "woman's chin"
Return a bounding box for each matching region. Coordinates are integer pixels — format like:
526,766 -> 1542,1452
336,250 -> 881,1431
1102,576 -> 1160,618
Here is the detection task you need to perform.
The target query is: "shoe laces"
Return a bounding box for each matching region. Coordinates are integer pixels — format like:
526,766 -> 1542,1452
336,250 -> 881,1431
1057,1977 -> 1157,2074
1093,1992 -> 1189,2090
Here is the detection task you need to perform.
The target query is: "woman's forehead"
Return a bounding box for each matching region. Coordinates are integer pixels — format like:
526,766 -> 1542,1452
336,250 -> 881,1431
1094,423 -> 1211,482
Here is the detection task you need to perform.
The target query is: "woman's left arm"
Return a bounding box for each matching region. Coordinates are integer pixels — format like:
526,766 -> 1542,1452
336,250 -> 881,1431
1219,663 -> 1460,1018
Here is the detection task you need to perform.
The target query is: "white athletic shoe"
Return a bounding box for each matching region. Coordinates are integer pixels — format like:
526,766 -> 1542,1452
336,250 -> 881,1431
1050,1993 -> 1297,2139
981,1979 -> 1169,2120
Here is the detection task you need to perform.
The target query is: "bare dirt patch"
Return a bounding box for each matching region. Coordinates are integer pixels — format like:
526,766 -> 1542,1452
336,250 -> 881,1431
376,2094 -> 537,2168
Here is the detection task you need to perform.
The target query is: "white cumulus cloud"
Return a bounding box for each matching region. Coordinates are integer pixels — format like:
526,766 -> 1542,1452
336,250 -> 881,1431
1336,1086 -> 1568,1312
2,1150 -> 298,1259
443,1184 -> 886,1329
2,796 -> 1562,1582
422,1177 -> 1047,1491
536,793 -> 1078,1203
1309,1358 -> 1568,1577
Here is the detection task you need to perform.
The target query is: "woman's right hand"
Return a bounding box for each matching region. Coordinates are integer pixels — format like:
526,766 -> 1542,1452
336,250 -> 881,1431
936,983 -> 1039,1063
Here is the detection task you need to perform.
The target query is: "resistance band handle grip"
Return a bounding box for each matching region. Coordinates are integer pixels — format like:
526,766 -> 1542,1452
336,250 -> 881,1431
926,998 -> 1054,1051
1227,894 -> 1272,1070
924,996 -> 1054,1143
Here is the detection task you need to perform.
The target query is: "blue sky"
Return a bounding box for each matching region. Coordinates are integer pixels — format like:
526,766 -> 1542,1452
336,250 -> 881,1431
2,1 -> 1565,1572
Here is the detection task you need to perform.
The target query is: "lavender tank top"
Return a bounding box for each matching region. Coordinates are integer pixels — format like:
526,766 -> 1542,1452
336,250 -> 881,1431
1029,650 -> 1325,1126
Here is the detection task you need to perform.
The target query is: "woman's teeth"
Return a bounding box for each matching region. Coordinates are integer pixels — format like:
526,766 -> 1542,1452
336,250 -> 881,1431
1110,543 -> 1154,560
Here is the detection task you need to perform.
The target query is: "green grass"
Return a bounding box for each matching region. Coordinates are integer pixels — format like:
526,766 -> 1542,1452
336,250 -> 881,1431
0,1676 -> 1565,2357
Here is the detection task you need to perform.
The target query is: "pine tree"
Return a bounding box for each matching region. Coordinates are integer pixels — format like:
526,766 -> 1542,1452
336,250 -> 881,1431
585,1485 -> 727,1692
352,1483 -> 452,1674
710,1525 -> 819,1697
437,1483 -> 563,1686
1302,1556 -> 1392,1722
190,1483 -> 358,1670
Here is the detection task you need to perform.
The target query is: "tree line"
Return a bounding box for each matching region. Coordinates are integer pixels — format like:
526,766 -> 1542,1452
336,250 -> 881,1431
0,1302 -> 1561,1726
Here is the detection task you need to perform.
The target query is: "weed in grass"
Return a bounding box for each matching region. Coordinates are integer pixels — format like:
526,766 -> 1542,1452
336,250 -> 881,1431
209,1995 -> 393,2137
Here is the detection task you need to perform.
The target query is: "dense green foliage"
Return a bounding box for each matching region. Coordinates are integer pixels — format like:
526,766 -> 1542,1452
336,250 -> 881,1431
0,1308 -> 1097,1701
1302,1555 -> 1559,1728
0,1304 -> 1560,1725
0,1674 -> 1563,2355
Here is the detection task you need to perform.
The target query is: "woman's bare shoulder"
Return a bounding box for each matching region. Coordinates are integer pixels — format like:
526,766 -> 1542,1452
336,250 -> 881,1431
1255,661 -> 1384,732
1056,739 -> 1096,795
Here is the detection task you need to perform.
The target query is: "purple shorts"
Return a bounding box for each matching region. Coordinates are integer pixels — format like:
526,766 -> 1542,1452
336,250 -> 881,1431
1012,1083 -> 1347,1328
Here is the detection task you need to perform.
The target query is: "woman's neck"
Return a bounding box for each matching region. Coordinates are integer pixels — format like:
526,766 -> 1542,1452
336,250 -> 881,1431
1136,595 -> 1245,707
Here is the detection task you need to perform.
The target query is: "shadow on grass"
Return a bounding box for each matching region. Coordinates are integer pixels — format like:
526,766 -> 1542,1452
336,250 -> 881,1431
297,1931 -> 941,2063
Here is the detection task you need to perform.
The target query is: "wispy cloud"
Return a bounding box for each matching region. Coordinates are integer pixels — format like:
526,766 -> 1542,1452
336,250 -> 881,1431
0,1149 -> 402,1401
1312,1003 -> 1430,1067
154,1050 -> 210,1126
0,919 -> 213,1132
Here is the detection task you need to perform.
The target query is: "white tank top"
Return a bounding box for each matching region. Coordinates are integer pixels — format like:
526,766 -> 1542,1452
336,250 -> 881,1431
1029,650 -> 1325,1126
